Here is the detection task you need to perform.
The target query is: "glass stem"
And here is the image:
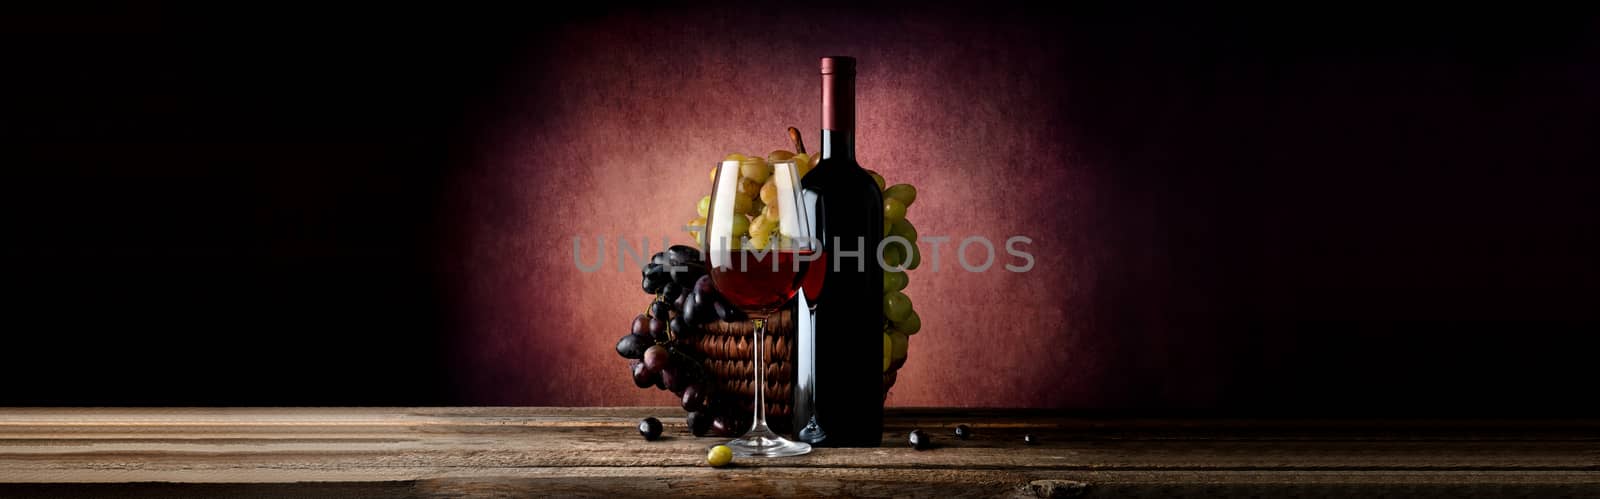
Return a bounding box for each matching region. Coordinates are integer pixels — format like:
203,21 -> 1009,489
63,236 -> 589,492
750,317 -> 768,432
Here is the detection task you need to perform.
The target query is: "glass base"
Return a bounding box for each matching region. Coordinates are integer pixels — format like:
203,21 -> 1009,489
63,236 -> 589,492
721,427 -> 812,457
797,415 -> 827,445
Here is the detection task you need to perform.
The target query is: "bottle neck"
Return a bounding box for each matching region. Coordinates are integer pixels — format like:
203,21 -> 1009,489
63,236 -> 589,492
820,63 -> 855,162
821,129 -> 854,161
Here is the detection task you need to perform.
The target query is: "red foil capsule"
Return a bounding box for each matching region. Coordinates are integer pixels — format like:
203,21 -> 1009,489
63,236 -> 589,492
821,56 -> 856,132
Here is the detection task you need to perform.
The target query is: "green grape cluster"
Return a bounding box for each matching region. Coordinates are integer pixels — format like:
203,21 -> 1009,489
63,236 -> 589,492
874,171 -> 921,374
683,149 -> 924,378
686,151 -> 815,248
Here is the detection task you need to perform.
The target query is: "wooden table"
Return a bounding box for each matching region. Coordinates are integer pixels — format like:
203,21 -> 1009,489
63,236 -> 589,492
1,408 -> 1595,497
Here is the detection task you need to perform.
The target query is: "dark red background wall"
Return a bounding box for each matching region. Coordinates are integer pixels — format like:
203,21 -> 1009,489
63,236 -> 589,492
3,4 -> 1597,413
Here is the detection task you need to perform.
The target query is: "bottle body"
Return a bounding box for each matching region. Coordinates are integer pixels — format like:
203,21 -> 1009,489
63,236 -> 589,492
793,56 -> 884,447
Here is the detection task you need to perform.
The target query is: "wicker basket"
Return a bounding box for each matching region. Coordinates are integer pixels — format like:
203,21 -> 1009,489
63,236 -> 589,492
688,308 -> 797,434
685,308 -> 900,435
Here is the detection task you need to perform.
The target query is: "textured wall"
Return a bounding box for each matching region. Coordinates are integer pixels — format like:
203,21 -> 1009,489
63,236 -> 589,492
444,6 -> 1103,407
7,5 -> 1597,409
443,6 -> 1600,411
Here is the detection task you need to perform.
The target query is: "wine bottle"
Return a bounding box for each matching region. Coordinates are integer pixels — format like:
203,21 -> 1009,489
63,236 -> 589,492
793,56 -> 884,447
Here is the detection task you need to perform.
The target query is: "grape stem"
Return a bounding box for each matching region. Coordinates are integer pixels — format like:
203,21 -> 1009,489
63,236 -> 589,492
648,294 -> 675,343
787,127 -> 806,155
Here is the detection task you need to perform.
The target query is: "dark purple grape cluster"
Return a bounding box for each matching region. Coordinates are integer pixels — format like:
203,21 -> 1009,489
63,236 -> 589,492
615,245 -> 747,437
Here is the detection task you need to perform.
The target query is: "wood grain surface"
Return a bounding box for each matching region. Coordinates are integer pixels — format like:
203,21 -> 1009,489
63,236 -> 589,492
0,408 -> 1596,497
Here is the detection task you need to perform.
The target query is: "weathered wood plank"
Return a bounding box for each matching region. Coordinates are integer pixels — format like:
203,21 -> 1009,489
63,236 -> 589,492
0,407 -> 1595,497
6,407 -> 1596,439
2,471 -> 1599,498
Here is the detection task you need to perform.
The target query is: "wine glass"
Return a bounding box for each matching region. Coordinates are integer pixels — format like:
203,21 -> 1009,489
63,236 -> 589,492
703,158 -> 816,458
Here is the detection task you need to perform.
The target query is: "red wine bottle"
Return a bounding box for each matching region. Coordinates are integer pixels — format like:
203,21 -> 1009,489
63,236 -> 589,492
794,56 -> 884,447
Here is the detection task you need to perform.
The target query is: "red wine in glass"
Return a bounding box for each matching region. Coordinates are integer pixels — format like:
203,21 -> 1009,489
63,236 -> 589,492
709,249 -> 821,313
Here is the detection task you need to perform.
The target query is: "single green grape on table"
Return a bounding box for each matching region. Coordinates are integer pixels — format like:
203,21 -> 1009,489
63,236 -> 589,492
707,444 -> 733,467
